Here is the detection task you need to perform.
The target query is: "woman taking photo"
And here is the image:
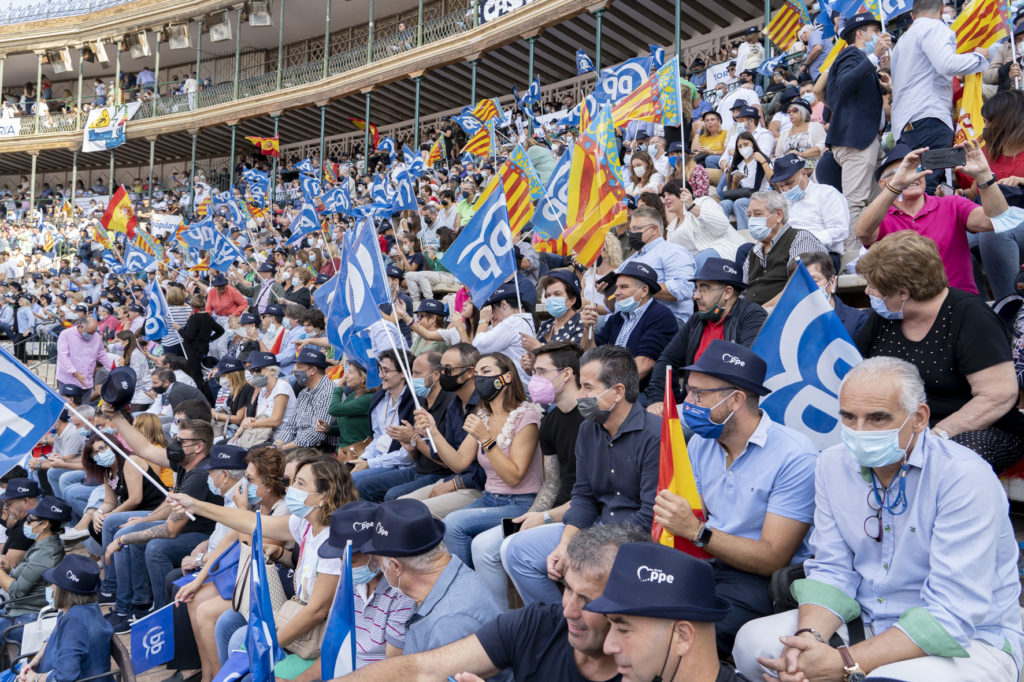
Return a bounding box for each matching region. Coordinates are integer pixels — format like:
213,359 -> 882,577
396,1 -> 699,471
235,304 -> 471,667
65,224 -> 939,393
413,352 -> 542,568
232,352 -> 295,449
169,454 -> 356,678
117,329 -> 152,412
719,132 -> 773,231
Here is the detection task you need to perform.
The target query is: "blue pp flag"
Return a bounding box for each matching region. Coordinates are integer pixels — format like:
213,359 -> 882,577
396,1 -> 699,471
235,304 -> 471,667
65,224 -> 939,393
320,542 -> 357,678
593,57 -> 654,104
122,242 -> 157,273
390,171 -> 418,214
321,183 -> 352,215
285,203 -> 322,245
343,228 -> 385,332
209,231 -> 247,272
532,146 -> 573,242
521,76 -> 541,105
455,114 -> 484,135
751,261 -> 863,450
377,137 -> 398,162
649,44 -> 666,69
242,167 -> 269,206
130,604 -> 175,673
143,279 -> 170,341
0,345 -> 65,476
314,272 -> 381,389
212,649 -> 249,682
299,173 -> 323,204
757,54 -> 786,78
353,218 -> 391,307
294,157 -> 317,175
371,173 -> 390,205
181,216 -> 216,251
100,249 -> 125,275
440,186 -> 515,306
403,145 -> 425,177
247,514 -> 285,680
210,191 -> 245,225
576,48 -> 595,74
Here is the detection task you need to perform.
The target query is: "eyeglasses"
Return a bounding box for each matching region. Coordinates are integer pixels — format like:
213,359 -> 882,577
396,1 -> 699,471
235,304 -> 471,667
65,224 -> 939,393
628,223 -> 658,234
377,366 -> 401,377
174,437 -> 203,447
864,489 -> 883,542
684,385 -> 736,404
440,365 -> 470,376
532,366 -> 563,378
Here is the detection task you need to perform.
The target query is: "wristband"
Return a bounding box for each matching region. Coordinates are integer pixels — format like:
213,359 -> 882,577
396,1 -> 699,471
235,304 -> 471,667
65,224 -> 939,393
884,182 -> 904,195
977,174 -> 998,189
794,627 -> 826,643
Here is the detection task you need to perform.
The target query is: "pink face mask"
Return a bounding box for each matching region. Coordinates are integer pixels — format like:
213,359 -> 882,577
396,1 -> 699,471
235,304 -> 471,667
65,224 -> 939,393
528,370 -> 564,405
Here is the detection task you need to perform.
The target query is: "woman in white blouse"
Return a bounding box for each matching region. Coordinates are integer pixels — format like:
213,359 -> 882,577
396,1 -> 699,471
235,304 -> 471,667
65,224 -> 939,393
774,98 -> 826,161
662,180 -> 750,263
116,330 -> 152,412
625,150 -> 665,195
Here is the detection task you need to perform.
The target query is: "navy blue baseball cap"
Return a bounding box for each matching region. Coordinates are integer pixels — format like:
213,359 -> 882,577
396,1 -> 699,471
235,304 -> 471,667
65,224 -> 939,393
771,153 -> 805,184
734,105 -> 760,121
690,257 -> 746,290
584,543 -> 731,622
416,299 -> 446,316
58,383 -> 85,398
601,261 -> 662,295
239,312 -> 259,325
128,303 -> 145,314
27,495 -> 72,523
100,366 -> 137,411
386,265 -> 404,280
257,263 -> 276,273
198,444 -> 248,471
295,347 -> 328,368
248,351 -> 279,369
320,501 -> 380,559
0,478 -> 40,501
841,12 -> 882,41
484,281 -> 521,307
359,499 -> 446,557
875,143 -> 913,182
262,304 -> 285,318
682,339 -> 771,396
217,356 -> 245,374
42,554 -> 101,595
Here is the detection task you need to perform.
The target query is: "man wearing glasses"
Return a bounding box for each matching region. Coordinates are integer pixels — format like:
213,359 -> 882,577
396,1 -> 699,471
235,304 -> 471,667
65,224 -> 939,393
734,356 -> 1023,682
651,340 -> 816,656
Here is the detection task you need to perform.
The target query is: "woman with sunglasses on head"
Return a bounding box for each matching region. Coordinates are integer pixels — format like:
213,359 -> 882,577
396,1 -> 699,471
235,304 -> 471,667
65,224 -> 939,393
233,352 -> 295,449
328,358 -> 377,462
773,97 -> 825,164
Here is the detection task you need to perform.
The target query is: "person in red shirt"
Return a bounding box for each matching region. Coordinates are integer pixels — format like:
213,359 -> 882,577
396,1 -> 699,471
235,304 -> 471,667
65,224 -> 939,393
203,274 -> 249,317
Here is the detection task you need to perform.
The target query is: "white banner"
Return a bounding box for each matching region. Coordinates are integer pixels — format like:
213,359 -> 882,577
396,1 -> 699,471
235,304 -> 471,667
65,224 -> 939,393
150,213 -> 184,236
82,103 -> 141,153
478,0 -> 539,24
705,62 -> 735,89
0,118 -> 20,138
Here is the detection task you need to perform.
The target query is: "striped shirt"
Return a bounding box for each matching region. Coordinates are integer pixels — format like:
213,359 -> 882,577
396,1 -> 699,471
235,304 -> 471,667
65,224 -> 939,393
355,580 -> 415,668
614,297 -> 653,347
161,305 -> 192,348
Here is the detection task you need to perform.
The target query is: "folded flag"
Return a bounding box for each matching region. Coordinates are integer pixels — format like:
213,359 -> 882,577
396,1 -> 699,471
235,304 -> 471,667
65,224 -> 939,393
576,48 -> 595,74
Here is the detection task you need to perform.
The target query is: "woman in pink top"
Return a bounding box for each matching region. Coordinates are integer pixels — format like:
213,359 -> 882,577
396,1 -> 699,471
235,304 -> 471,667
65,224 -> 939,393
415,352 -> 542,568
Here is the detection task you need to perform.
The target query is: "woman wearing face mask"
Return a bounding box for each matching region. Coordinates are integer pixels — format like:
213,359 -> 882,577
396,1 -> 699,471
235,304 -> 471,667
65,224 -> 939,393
521,272 -> 584,376
719,133 -> 773,232
390,233 -> 425,274
161,284 -> 191,358
18,554 -> 113,682
178,292 -> 225,399
662,179 -> 749,262
854,231 -> 1024,473
234,352 -> 295,448
169,455 -> 357,677
773,98 -> 825,162
212,356 -> 256,438
982,22 -> 1024,91
283,268 -> 312,308
0,496 -> 69,646
413,353 -> 542,568
117,329 -> 153,413
625,150 -> 665,196
328,358 -> 377,459
175,446 -> 288,682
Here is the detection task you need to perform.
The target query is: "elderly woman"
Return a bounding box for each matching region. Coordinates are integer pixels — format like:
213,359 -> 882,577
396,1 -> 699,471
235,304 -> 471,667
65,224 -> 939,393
773,97 -> 826,161
232,351 -> 295,449
855,230 -> 1024,472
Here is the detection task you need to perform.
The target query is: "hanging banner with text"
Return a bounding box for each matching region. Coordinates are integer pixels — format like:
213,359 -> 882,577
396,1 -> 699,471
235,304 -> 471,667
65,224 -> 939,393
83,103 -> 141,153
0,118 -> 21,139
478,0 -> 540,24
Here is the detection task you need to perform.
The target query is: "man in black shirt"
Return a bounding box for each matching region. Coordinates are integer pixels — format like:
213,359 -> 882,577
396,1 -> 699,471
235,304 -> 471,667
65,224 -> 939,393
0,477 -> 40,571
586,542 -> 751,682
336,523 -> 647,682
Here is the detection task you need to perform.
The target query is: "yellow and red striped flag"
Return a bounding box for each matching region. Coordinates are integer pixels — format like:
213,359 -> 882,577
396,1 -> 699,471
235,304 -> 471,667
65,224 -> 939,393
611,71 -> 663,128
426,135 -> 446,167
188,257 -> 210,273
952,0 -> 1009,141
471,98 -> 500,124
461,128 -> 491,157
561,132 -> 627,266
819,38 -> 847,75
244,136 -> 280,158
134,229 -> 165,262
348,118 -> 380,149
43,232 -> 54,252
653,366 -> 712,559
765,2 -> 803,51
495,161 -> 535,237
101,185 -> 137,240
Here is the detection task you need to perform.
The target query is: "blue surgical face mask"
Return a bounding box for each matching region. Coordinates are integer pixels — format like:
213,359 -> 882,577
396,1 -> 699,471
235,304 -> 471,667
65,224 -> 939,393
782,184 -> 805,202
411,376 -> 431,398
45,586 -> 54,608
352,563 -> 381,586
803,92 -> 816,104
23,520 -> 39,541
77,427 -> 89,438
545,296 -> 568,318
247,482 -> 262,506
285,486 -> 316,518
863,35 -> 878,55
207,472 -> 223,497
681,391 -> 738,440
92,447 -> 115,468
616,294 -> 640,314
869,294 -> 905,320
747,216 -> 772,241
840,415 -> 912,469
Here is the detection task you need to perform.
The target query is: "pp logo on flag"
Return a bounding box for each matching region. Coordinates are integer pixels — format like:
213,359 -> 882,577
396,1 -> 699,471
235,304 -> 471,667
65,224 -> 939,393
458,201 -> 513,281
142,626 -> 166,658
144,301 -> 162,338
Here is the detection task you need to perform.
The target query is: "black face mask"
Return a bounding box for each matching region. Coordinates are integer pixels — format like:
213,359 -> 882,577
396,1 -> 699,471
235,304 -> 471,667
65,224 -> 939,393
475,375 -> 508,402
438,369 -> 467,393
628,231 -> 646,252
166,440 -> 186,466
152,383 -> 168,395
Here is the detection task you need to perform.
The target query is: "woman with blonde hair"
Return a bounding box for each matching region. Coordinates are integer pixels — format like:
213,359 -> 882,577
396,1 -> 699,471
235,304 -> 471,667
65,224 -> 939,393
211,356 -> 256,438
625,150 -> 665,195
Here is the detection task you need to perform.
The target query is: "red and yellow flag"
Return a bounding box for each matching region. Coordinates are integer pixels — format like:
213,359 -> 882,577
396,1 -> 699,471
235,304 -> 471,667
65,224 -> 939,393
561,132 -> 626,266
426,135 -> 446,167
471,98 -> 500,124
348,118 -> 380,149
461,128 -> 491,157
952,0 -> 1008,141
101,185 -> 137,240
765,2 -> 803,51
496,161 -> 535,237
653,366 -> 712,559
245,136 -> 280,158
611,72 -> 663,128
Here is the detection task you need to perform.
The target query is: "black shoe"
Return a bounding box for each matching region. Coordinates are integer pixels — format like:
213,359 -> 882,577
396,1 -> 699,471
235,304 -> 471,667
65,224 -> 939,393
110,613 -> 131,635
97,591 -> 115,606
129,604 -> 153,622
103,610 -> 128,625
161,672 -> 201,682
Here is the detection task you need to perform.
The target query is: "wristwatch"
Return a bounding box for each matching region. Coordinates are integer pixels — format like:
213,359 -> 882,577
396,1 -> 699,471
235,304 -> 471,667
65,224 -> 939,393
838,645 -> 866,682
543,511 -> 553,524
692,523 -> 713,548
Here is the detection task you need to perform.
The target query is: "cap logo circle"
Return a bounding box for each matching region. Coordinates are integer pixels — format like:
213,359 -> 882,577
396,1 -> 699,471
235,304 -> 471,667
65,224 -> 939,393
636,565 -> 675,584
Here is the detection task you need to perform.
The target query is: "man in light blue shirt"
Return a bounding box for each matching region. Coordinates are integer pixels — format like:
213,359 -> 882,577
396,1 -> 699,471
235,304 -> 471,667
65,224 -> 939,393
734,356 -> 1023,681
619,205 -> 696,325
652,340 -> 816,656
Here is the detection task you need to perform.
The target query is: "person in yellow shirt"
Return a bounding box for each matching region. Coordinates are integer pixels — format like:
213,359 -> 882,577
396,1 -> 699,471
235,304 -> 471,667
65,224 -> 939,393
693,111 -> 728,185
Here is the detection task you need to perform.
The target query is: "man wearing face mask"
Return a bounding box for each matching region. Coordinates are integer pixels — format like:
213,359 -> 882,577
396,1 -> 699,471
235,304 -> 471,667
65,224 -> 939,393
275,304 -> 309,379
55,315 -> 114,400
645,259 -> 767,415
742,191 -> 827,307
770,154 -> 850,273
616,207 -> 696,326
474,281 -> 536,385
735,357 -> 1024,682
233,262 -> 284,315
0,478 -> 41,572
273,347 -> 337,451
150,368 -> 209,417
653,341 -> 816,655
453,181 -> 479,232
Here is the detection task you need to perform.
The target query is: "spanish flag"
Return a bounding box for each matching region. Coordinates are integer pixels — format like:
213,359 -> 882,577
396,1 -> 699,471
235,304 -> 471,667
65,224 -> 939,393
653,366 -> 712,559
348,118 -> 380,149
561,131 -> 626,266
952,0 -> 1008,141
245,136 -> 280,158
101,185 -> 137,240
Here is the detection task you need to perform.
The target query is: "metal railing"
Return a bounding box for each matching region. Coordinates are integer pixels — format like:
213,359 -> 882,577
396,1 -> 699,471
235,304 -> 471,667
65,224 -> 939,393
4,328 -> 60,388
0,0 -> 130,25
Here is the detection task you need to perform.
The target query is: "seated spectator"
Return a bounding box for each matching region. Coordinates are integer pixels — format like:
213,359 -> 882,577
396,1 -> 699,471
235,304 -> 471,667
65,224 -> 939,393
742,190 -> 827,307
693,110 -> 728,172
504,345 -> 660,605
625,150 -> 666,195
0,477 -> 41,571
662,180 -> 749,263
19,555 -> 113,682
855,230 -> 1024,471
273,347 -> 337,451
734,357 -> 1024,681
719,132 -> 774,232
338,523 -> 647,681
473,281 -> 535,384
646,258 -> 767,411
402,299 -> 448,356
276,304 -> 309,378
152,367 -> 209,414
212,355 -> 256,438
520,271 -> 584,375
31,408 -> 85,498
329,357 -> 376,458
581,262 -> 678,391
774,97 -> 826,161
413,352 -> 541,567
770,153 -> 850,272
234,351 -> 295,448
789,251 -> 869,338
855,141 -> 1007,295
618,205 -> 697,324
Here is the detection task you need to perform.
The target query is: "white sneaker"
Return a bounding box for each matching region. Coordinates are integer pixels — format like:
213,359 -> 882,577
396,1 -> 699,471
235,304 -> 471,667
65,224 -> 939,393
60,527 -> 89,542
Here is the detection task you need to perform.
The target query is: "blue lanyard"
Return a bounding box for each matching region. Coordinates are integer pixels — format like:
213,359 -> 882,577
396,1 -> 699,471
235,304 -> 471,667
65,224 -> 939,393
871,461 -> 909,515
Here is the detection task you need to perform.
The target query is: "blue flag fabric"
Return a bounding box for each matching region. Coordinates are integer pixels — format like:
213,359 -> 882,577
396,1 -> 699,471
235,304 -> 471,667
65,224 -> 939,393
751,261 -> 863,450
210,191 -> 245,225
576,48 -> 595,74
312,264 -> 381,389
440,187 -> 515,306
285,203 -> 322,245
757,54 -> 786,78
377,137 -> 398,162
0,345 -> 65,477
130,604 -> 176,673
455,114 -> 484,135
649,44 -> 666,69
343,202 -> 390,219
343,229 -> 385,332
371,173 -> 390,205
520,76 -> 542,105
320,543 -> 357,678
321,183 -> 352,215
209,231 -> 247,272
241,167 -> 269,206
354,218 -> 391,307
300,173 -> 323,204
100,250 -> 126,275
181,217 -> 216,251
247,514 -> 285,680
212,649 -> 249,682
593,57 -> 654,104
532,147 -> 573,242
390,171 -> 418,214
143,279 -> 170,341
403,145 -> 425,177
123,242 -> 157,273
294,158 -> 317,175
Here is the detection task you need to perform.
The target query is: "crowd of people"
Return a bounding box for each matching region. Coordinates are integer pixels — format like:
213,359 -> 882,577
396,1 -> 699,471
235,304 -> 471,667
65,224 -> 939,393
0,0 -> 1022,680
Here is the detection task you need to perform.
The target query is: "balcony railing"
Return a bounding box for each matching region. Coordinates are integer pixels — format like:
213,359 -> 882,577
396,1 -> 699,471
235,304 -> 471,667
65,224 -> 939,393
0,0 -> 131,25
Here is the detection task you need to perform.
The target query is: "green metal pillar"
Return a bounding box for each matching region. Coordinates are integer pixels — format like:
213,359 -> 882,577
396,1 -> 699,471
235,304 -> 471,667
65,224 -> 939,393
323,0 -> 331,79
271,114 -> 280,202
70,150 -> 78,205
28,153 -> 37,218
470,59 -> 478,104
594,9 -> 605,73
189,133 -> 198,217
233,8 -> 242,100
471,0 -> 478,28
276,0 -> 286,90
363,91 -> 372,162
319,106 -> 327,174
675,0 -> 681,60
147,139 -> 156,201
35,52 -> 42,133
229,125 -> 237,188
367,0 -> 375,65
75,49 -> 84,126
417,0 -> 424,46
109,149 -> 115,195
194,24 -> 202,109
413,76 -> 421,148
764,0 -> 771,57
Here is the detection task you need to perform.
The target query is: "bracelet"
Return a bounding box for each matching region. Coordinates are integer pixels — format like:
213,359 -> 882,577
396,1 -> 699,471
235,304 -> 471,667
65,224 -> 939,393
794,628 -> 826,644
453,477 -> 462,490
884,181 -> 904,195
977,174 -> 998,189
480,438 -> 495,451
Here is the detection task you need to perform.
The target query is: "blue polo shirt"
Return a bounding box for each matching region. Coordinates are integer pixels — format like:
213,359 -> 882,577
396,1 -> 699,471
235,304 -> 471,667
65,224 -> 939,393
688,412 -> 818,563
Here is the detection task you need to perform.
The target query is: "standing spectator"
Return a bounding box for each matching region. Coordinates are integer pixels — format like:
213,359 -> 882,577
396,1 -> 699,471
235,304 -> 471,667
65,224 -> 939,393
800,24 -> 833,81
178,292 -> 225,393
55,316 -> 115,401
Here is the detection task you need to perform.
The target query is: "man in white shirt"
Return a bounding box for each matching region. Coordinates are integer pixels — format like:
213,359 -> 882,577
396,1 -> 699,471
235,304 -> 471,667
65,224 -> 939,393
183,72 -> 198,110
473,281 -> 535,384
770,154 -> 850,271
716,84 -> 762,131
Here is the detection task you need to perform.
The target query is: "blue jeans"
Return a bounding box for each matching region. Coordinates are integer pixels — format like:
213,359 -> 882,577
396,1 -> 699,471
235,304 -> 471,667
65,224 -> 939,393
384,473 -> 444,501
145,531 -> 208,610
101,511 -> 149,595
112,520 -> 160,613
719,197 -> 751,230
215,608 -> 247,664
897,117 -> 954,195
0,612 -> 38,646
693,248 -> 721,273
502,522 -> 564,605
443,491 -> 535,568
972,225 -> 1024,299
45,468 -> 76,497
352,465 -> 418,502
704,154 -> 722,169
63,480 -> 99,520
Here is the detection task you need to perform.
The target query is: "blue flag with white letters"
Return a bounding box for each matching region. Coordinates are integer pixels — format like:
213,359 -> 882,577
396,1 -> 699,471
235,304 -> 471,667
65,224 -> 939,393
593,57 -> 654,104
403,145 -> 425,178
440,186 -> 515,306
0,345 -> 65,476
122,242 -> 157,273
343,229 -> 385,332
320,181 -> 352,215
130,604 -> 176,673
455,114 -> 484,135
247,513 -> 285,680
576,48 -> 595,75
751,261 -> 863,450
390,171 -> 418,214
181,216 -> 216,251
294,158 -> 317,176
143,279 -> 170,341
320,542 -> 357,678
212,650 -> 249,682
353,218 -> 391,307
377,137 -> 398,162
241,167 -> 269,206
299,173 -> 322,204
532,146 -> 573,242
285,203 -> 322,245
101,249 -> 126,275
649,44 -> 666,69
312,263 -> 381,388
520,76 -> 541,105
209,231 -> 247,272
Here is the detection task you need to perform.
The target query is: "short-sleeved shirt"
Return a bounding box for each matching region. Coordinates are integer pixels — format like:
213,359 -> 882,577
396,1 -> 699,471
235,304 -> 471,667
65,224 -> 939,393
2,518 -> 31,554
478,405 -> 543,495
173,461 -> 220,535
258,380 -> 296,439
288,515 -> 342,603
354,579 -> 415,668
876,194 -> 978,294
476,602 -> 622,682
538,405 -> 583,507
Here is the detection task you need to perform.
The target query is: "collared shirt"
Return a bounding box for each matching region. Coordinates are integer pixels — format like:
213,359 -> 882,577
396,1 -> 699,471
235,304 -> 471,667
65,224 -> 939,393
275,325 -> 307,376
614,297 -> 654,347
274,375 -> 335,448
563,401 -> 661,530
799,432 -> 1024,667
36,604 -> 114,681
354,578 -> 415,668
362,390 -> 411,469
474,312 -> 535,384
722,126 -> 776,168
742,224 -> 826,284
622,237 -> 695,325
205,285 -> 248,316
55,325 -> 115,388
689,412 -> 817,563
890,17 -> 988,134
786,182 -> 850,255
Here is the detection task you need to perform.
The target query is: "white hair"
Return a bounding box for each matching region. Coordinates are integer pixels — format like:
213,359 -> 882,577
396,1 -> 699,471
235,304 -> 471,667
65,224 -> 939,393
398,540 -> 448,571
750,190 -> 789,224
841,357 -> 926,416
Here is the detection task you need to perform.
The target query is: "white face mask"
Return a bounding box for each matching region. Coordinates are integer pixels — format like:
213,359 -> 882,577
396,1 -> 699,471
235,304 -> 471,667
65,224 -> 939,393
739,146 -> 754,160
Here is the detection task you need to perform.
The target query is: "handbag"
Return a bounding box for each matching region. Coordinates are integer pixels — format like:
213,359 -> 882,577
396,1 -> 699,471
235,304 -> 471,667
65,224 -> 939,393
720,187 -> 754,201
20,609 -> 58,656
233,426 -> 274,449
232,543 -> 287,619
275,598 -> 326,660
207,540 -> 241,600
